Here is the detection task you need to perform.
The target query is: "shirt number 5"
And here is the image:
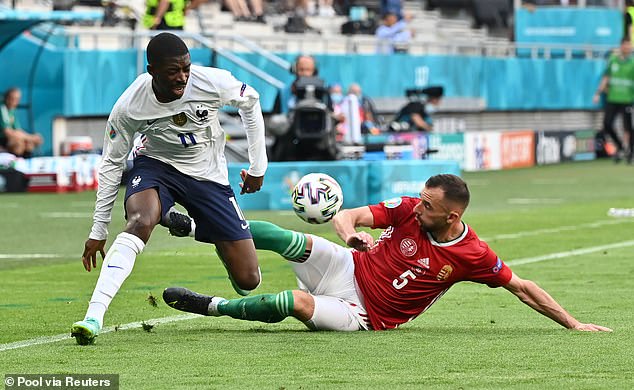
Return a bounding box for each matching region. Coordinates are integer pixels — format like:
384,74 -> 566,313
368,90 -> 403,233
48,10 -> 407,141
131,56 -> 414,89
393,270 -> 416,290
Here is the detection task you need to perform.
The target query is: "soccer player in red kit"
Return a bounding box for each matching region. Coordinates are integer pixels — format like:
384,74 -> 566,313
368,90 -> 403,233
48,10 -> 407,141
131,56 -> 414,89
163,174 -> 611,333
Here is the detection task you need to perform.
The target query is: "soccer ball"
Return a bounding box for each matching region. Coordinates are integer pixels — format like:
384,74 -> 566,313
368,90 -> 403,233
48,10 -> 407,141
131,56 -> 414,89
291,173 -> 344,224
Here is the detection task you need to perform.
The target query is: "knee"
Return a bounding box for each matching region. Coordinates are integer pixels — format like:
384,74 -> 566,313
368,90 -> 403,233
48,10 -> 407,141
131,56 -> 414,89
291,290 -> 314,321
232,269 -> 261,291
125,212 -> 157,241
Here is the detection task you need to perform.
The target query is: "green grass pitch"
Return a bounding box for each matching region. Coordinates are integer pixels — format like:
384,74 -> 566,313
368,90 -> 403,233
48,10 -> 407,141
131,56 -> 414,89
0,160 -> 633,389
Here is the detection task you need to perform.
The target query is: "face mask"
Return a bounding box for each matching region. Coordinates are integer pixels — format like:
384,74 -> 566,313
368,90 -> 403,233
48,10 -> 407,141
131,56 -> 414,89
331,93 -> 343,104
426,105 -> 437,114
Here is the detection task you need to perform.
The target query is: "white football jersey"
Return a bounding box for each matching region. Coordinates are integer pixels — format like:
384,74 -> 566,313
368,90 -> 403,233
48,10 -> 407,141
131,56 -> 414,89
90,65 -> 267,240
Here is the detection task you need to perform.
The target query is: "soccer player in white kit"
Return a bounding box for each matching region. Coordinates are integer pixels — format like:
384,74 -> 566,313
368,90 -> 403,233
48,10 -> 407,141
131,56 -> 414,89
71,32 -> 268,345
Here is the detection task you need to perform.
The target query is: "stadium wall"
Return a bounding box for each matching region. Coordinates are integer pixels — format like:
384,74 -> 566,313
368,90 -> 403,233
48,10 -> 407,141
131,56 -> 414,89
0,38 -> 606,155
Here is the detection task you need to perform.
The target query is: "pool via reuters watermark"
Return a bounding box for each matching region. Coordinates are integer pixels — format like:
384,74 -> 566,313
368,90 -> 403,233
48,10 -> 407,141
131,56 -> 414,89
5,374 -> 118,389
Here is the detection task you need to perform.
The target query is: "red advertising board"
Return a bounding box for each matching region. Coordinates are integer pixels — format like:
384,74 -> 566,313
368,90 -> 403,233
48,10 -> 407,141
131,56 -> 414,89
501,131 -> 535,169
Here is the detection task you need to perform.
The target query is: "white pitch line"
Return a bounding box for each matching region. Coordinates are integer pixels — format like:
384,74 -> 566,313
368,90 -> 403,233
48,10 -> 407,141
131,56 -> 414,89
0,254 -> 68,259
480,219 -> 634,242
40,212 -> 93,218
0,313 -> 199,352
506,239 -> 634,267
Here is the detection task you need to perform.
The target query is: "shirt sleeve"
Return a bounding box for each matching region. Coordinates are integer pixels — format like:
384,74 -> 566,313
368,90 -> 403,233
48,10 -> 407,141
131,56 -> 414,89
466,241 -> 513,288
217,72 -> 268,177
369,197 -> 412,229
89,106 -> 137,240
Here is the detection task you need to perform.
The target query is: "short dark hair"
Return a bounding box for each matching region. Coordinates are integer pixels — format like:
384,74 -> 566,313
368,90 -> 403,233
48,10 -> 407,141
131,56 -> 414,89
425,174 -> 470,209
146,33 -> 189,65
3,87 -> 19,103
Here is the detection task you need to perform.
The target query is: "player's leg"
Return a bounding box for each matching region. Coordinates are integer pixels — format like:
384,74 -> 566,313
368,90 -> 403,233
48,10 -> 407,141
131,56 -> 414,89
72,157 -> 170,345
180,180 -> 261,295
624,105 -> 633,163
604,103 -> 625,160
162,287 -> 364,330
215,239 -> 261,293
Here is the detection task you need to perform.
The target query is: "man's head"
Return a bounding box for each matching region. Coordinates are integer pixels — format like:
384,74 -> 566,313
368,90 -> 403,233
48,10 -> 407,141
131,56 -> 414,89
413,174 -> 470,233
146,33 -> 191,102
383,12 -> 398,27
620,38 -> 632,57
348,83 -> 362,97
294,55 -> 317,78
3,88 -> 21,109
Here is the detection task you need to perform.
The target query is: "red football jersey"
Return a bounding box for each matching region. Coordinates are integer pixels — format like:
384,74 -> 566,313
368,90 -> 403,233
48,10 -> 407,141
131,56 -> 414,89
352,196 -> 512,330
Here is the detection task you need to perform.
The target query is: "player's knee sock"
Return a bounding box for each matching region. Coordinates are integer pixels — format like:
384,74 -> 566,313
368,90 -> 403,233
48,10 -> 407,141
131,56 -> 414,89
85,232 -> 145,327
249,220 -> 310,262
216,290 -> 294,323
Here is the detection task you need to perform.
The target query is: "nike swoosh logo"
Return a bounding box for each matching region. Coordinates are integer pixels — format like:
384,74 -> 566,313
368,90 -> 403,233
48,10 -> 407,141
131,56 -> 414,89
107,265 -> 124,269
147,119 -> 158,125
241,222 -> 250,229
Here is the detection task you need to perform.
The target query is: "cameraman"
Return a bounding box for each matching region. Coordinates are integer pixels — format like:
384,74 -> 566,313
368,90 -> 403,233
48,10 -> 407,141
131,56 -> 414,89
391,86 -> 443,132
270,55 -> 337,161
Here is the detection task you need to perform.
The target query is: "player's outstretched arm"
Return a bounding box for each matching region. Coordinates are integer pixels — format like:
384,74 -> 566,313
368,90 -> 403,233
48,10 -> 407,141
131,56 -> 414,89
332,207 -> 375,251
503,272 -> 612,332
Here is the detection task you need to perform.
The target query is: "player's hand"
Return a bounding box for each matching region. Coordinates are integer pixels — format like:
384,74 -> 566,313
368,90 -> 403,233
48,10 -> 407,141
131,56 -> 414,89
592,94 -> 600,104
82,238 -> 106,272
573,323 -> 613,332
346,232 -> 374,251
239,169 -> 264,194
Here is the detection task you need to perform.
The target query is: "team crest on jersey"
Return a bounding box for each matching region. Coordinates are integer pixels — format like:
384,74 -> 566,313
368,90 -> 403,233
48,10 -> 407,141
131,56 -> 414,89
492,257 -> 503,274
382,197 -> 402,209
399,238 -> 417,257
131,175 -> 142,188
240,83 -> 247,97
195,104 -> 209,121
172,112 -> 187,126
108,126 -> 117,139
436,265 -> 453,281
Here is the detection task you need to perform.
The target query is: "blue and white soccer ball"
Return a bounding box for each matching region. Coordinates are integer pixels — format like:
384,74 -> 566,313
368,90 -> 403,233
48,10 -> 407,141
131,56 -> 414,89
291,173 -> 344,224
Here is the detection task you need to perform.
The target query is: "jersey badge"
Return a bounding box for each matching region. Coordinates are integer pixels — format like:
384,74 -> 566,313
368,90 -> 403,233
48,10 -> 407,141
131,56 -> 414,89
108,126 -> 117,140
399,238 -> 417,257
172,112 -> 187,126
436,265 -> 453,281
382,197 -> 402,208
131,175 -> 142,188
240,83 -> 247,97
195,105 -> 209,122
492,257 -> 503,274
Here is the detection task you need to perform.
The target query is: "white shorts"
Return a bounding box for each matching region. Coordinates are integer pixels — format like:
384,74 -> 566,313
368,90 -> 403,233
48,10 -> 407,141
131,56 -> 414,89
291,235 -> 370,331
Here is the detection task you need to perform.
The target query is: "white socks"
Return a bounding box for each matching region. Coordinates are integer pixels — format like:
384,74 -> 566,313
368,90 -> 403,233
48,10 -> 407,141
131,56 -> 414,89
85,232 -> 145,326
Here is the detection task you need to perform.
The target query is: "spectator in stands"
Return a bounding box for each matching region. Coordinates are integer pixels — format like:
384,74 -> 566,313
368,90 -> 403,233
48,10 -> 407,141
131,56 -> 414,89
0,88 -> 43,158
375,12 -> 412,54
593,38 -> 634,163
143,0 -> 207,30
391,86 -> 443,133
348,83 -> 379,135
224,0 -> 266,23
329,84 -> 346,141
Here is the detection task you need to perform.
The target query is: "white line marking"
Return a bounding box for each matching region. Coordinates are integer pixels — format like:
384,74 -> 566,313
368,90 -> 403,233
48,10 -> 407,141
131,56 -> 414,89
2,238 -> 634,351
507,198 -> 564,205
0,203 -> 19,208
480,219 -> 634,241
0,254 -> 67,259
506,239 -> 634,267
0,314 -> 199,352
40,212 -> 93,218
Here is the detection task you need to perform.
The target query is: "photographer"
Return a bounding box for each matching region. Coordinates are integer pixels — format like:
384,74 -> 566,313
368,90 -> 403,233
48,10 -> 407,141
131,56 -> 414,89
391,86 -> 443,132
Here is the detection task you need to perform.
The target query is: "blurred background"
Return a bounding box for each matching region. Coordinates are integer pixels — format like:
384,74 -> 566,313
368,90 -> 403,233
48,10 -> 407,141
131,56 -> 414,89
0,0 -> 630,208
